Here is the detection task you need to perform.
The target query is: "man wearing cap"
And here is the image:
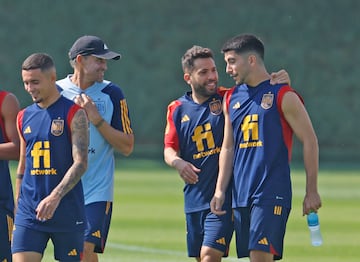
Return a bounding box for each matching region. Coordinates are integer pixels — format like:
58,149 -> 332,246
57,35 -> 134,262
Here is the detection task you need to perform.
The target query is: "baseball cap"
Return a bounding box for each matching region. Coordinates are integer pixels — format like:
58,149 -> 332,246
68,35 -> 121,60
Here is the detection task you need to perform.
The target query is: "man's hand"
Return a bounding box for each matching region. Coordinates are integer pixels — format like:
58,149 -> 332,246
270,69 -> 291,85
303,192 -> 322,215
210,193 -> 227,216
74,93 -> 102,125
35,192 -> 61,222
172,159 -> 200,184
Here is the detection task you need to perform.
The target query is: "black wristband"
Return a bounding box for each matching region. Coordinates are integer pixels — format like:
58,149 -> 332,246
16,174 -> 24,179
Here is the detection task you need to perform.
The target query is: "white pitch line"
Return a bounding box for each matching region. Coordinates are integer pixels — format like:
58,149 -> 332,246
107,242 -> 249,261
107,242 -> 185,256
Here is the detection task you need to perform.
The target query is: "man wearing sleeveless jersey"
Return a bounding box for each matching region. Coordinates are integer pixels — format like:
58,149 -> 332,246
211,34 -> 322,261
57,35 -> 134,262
164,45 -> 290,262
0,90 -> 20,261
12,53 -> 89,262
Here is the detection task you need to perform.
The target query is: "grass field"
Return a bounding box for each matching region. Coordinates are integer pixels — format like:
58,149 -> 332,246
11,159 -> 360,261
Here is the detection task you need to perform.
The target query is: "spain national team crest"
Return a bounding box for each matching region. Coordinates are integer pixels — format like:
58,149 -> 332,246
209,99 -> 222,115
51,119 -> 64,136
261,93 -> 274,110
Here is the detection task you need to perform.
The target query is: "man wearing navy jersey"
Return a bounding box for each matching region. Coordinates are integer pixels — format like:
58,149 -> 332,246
164,45 -> 289,262
211,34 -> 322,261
0,90 -> 20,262
12,53 -> 88,262
164,46 -> 233,261
57,35 -> 134,262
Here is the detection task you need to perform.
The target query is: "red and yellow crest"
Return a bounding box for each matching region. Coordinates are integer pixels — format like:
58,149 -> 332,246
51,119 -> 64,136
209,99 -> 222,115
261,93 -> 274,110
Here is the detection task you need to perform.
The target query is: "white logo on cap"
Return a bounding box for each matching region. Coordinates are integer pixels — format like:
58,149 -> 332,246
104,44 -> 109,50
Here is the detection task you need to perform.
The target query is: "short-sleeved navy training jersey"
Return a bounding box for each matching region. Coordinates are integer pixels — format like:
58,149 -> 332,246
16,96 -> 85,232
165,90 -> 231,213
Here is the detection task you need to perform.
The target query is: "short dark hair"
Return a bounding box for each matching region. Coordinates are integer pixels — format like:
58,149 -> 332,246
181,45 -> 214,73
221,34 -> 265,60
22,53 -> 55,71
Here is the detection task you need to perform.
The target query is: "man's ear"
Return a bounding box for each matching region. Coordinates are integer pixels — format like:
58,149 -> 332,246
75,55 -> 83,64
50,69 -> 57,82
248,54 -> 257,66
183,73 -> 191,84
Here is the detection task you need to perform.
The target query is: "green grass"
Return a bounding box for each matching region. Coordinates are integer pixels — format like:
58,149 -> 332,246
10,160 -> 360,261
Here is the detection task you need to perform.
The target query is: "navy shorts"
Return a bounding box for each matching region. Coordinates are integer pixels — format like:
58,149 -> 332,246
233,204 -> 290,260
0,209 -> 13,261
84,201 -> 112,253
11,224 -> 83,261
186,208 -> 233,257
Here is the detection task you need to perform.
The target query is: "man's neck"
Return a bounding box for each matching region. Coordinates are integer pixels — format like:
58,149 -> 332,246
70,72 -> 94,90
190,92 -> 210,105
246,68 -> 271,87
37,91 -> 61,109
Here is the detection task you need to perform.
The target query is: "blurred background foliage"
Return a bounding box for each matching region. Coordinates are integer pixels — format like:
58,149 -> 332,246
1,0 -> 359,164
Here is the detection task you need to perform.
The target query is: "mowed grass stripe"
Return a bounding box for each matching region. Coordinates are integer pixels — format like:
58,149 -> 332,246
9,160 -> 360,262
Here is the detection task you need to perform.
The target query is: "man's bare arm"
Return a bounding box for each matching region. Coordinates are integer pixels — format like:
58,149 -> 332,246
0,93 -> 20,160
35,108 -> 89,221
52,108 -> 89,198
211,92 -> 235,215
282,91 -> 321,215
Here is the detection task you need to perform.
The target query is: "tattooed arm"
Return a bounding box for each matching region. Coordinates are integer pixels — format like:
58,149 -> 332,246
35,108 -> 89,221
51,108 -> 89,198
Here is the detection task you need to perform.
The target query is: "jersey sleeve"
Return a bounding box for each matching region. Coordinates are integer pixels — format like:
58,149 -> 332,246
105,83 -> 133,134
217,86 -> 232,97
67,104 -> 82,130
16,109 -> 25,140
225,86 -> 236,112
277,85 -> 304,107
0,90 -> 9,104
164,100 -> 181,151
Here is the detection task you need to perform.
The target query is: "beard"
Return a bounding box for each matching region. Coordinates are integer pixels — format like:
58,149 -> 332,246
193,82 -> 217,98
